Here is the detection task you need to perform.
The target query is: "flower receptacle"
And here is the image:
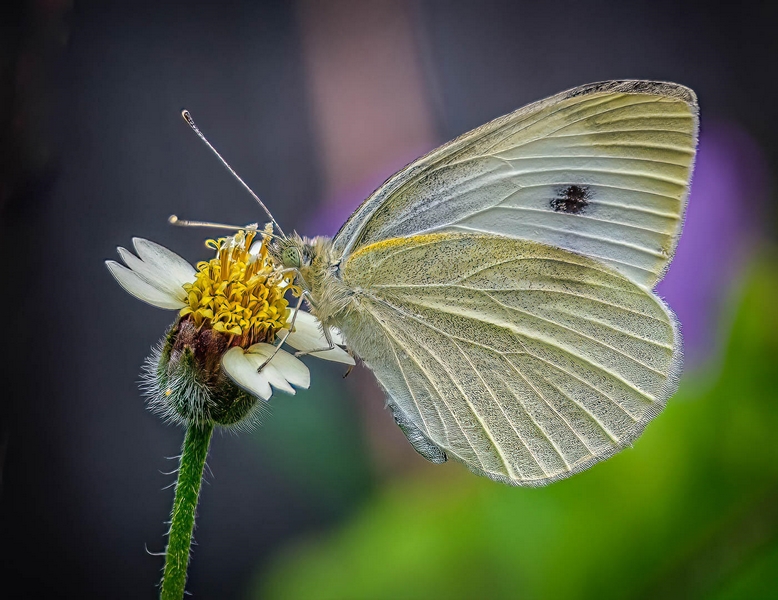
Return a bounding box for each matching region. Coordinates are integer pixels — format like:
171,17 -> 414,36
145,317 -> 264,428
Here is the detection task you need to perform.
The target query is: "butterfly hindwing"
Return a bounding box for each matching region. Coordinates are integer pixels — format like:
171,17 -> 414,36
338,233 -> 681,486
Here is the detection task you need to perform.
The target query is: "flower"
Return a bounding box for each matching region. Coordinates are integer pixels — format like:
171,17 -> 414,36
106,227 -> 353,428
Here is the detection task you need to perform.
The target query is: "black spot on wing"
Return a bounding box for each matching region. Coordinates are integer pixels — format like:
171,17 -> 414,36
551,185 -> 591,214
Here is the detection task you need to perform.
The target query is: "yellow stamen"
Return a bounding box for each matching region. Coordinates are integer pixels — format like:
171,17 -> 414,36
180,228 -> 299,347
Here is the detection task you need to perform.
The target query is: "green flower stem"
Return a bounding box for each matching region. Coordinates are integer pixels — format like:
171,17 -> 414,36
161,423 -> 214,600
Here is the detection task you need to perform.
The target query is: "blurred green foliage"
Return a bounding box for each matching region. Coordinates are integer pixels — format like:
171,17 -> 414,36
253,258 -> 778,600
250,363 -> 374,517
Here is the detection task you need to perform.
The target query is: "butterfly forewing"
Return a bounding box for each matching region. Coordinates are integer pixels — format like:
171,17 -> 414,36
333,81 -> 697,288
338,233 -> 681,486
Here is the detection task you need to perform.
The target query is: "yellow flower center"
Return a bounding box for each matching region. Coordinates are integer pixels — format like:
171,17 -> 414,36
179,228 -> 296,347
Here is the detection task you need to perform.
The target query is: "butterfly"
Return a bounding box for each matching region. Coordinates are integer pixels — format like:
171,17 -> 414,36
269,80 -> 698,486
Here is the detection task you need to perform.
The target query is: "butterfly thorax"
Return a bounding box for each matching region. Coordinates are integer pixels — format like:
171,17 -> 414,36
269,234 -> 355,330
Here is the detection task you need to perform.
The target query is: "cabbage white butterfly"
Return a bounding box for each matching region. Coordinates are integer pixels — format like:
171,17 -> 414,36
209,80 -> 698,486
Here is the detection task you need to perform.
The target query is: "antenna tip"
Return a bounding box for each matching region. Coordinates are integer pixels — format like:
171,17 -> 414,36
168,214 -> 179,224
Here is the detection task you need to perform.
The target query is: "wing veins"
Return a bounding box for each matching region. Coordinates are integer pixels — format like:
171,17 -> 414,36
532,367 -> 619,445
393,284 -> 668,376
551,129 -> 695,144
553,305 -> 673,349
491,98 -> 687,156
478,96 -> 674,157
491,152 -> 691,169
379,160 -> 508,233
364,300 -> 495,474
582,200 -> 680,219
473,94 -> 626,157
498,350 -> 578,468
450,339 -> 532,479
407,94 -> 636,194
398,149 -> 688,233
506,348 -> 639,423
487,205 -> 676,235
370,283 -> 666,323
374,298 -> 638,426
480,290 -> 668,376
386,339 -> 439,438
480,166 -> 689,186
367,290 -> 654,413
352,238 -> 448,287
546,139 -> 695,155
550,109 -> 692,139
366,290 -> 641,425
389,293 -> 657,403
391,340 -> 463,461
457,218 -> 667,258
447,225 -> 658,272
451,253 -> 621,283
418,156 -> 687,210
397,321 -> 519,478
512,181 -> 682,204
373,279 -> 642,297
517,287 -> 669,323
449,254 -> 560,285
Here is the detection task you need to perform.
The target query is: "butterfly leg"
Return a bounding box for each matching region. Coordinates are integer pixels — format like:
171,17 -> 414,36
256,289 -> 306,371
293,325 -> 337,358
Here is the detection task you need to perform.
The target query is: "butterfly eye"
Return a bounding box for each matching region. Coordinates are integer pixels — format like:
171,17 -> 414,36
281,246 -> 302,268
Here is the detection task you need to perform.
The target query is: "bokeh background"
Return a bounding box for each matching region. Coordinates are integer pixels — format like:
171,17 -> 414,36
2,1 -> 777,598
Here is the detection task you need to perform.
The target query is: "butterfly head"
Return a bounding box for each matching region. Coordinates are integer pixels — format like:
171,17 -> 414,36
280,244 -> 303,269
270,235 -> 313,270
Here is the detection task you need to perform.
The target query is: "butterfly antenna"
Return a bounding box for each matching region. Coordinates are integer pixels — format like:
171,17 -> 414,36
168,215 -> 251,231
168,215 -> 282,240
181,109 -> 286,238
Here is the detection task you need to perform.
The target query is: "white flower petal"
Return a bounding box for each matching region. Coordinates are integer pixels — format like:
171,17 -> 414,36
246,344 -> 311,389
283,311 -> 355,365
252,360 -> 296,394
236,347 -> 295,395
117,247 -> 188,302
106,260 -> 186,309
285,310 -> 322,344
132,238 -> 197,289
284,331 -> 355,365
222,345 -> 310,401
221,347 -> 272,400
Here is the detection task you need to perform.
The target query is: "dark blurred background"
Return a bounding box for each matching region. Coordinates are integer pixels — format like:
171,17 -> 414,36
1,1 -> 777,598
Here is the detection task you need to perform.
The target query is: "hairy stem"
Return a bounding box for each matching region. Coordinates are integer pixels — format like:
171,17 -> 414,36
160,423 -> 214,600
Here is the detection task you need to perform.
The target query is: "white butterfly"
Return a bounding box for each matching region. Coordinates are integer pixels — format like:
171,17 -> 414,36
272,80 -> 697,486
